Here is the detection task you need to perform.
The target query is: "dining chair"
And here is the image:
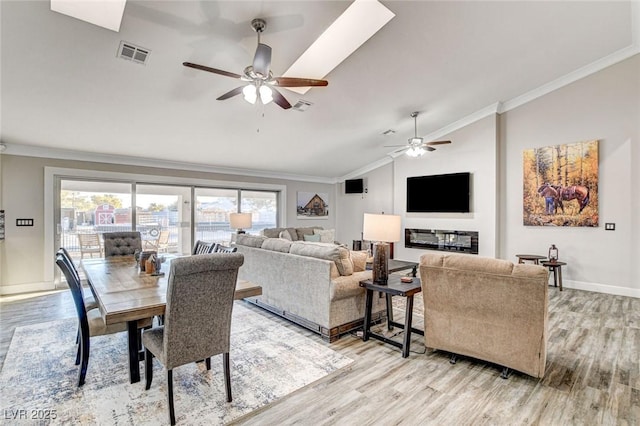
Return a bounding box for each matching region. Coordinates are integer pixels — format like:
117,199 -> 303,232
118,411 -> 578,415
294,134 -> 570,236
213,244 -> 237,253
103,231 -> 143,257
57,248 -> 98,310
142,253 -> 244,425
55,253 -> 130,386
77,233 -> 102,258
145,230 -> 171,252
191,240 -> 217,255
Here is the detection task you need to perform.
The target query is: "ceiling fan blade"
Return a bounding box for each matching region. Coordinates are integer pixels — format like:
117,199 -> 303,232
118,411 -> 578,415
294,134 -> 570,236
384,144 -> 411,148
271,87 -> 292,109
183,62 -> 242,79
425,146 -> 436,152
216,86 -> 245,101
272,77 -> 328,87
253,43 -> 272,77
425,140 -> 452,146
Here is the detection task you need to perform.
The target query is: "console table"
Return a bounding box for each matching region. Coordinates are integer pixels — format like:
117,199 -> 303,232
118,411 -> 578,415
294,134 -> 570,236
359,275 -> 424,358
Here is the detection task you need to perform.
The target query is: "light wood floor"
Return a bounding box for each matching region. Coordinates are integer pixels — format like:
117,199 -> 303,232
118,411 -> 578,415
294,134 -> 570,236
1,287 -> 638,425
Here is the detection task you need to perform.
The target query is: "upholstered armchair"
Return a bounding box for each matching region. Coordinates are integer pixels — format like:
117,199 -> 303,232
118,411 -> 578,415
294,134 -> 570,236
142,253 -> 244,425
103,232 -> 143,257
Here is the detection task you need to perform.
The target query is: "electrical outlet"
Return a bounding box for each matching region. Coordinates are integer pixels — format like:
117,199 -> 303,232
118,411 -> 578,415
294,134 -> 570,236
604,223 -> 615,231
16,219 -> 34,226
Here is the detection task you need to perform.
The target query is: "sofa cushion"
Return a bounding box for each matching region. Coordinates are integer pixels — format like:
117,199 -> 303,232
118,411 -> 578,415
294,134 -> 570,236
303,234 -> 321,242
262,238 -> 293,253
295,227 -> 318,241
289,241 -> 353,276
262,228 -> 283,238
236,234 -> 267,248
279,229 -> 294,241
350,250 -> 368,272
313,228 -> 335,243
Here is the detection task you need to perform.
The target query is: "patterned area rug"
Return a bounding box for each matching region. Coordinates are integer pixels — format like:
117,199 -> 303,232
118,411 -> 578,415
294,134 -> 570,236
0,303 -> 353,425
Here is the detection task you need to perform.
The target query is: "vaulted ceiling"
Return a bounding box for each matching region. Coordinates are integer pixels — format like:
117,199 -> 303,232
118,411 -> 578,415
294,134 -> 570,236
1,1 -> 637,182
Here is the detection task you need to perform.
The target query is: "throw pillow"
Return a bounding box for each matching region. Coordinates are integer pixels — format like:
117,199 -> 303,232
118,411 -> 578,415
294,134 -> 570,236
279,229 -> 293,241
350,250 -> 368,272
313,228 -> 335,243
296,227 -> 317,240
303,233 -> 321,242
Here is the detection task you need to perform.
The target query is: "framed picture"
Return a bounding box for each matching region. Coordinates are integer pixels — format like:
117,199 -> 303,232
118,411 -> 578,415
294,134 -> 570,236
523,140 -> 598,227
297,192 -> 329,219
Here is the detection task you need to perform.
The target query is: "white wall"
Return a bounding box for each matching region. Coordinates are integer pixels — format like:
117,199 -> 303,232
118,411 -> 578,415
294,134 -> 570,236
394,115 -> 499,263
500,54 -> 640,296
335,162 -> 394,246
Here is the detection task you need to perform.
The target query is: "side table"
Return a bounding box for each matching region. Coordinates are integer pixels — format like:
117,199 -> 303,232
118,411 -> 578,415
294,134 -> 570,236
359,276 -> 424,358
541,260 -> 566,291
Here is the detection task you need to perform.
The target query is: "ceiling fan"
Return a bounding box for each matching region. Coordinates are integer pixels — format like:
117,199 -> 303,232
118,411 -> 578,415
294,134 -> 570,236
386,112 -> 452,157
183,18 -> 328,110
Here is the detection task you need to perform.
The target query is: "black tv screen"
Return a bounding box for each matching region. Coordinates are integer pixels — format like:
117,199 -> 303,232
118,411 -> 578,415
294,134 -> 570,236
345,178 -> 364,194
406,172 -> 470,213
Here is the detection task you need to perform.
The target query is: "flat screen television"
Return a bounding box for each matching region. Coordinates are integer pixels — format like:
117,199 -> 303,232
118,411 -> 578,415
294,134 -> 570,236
345,178 -> 364,194
406,172 -> 470,213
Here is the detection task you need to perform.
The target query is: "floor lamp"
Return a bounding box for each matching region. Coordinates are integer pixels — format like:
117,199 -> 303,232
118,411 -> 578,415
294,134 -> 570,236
362,213 -> 402,284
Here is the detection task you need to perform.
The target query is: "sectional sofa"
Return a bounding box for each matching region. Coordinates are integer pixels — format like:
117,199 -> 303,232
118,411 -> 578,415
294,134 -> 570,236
234,234 -> 386,342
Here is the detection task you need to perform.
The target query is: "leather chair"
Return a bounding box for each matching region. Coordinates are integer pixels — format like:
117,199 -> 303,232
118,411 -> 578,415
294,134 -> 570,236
142,253 -> 244,425
103,231 -> 142,257
56,253 -> 128,386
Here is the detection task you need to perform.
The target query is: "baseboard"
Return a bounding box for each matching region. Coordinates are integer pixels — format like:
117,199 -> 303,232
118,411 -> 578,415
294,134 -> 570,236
563,279 -> 640,298
0,281 -> 56,295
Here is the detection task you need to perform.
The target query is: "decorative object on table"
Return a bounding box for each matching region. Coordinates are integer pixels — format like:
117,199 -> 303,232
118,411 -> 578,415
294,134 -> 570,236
230,212 -> 252,234
145,253 -> 157,275
362,213 -> 402,285
139,251 -> 157,272
548,244 -> 559,262
297,192 -> 329,219
523,140 -> 598,227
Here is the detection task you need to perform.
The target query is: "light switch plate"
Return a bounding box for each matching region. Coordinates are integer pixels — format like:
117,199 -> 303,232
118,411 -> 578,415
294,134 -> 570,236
16,219 -> 34,226
604,223 -> 615,231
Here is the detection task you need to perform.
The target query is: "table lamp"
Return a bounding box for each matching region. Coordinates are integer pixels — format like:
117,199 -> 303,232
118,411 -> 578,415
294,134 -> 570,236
363,213 -> 402,284
230,213 -> 252,234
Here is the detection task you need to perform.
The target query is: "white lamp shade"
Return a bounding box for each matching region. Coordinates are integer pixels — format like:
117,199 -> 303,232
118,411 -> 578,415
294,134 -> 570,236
362,213 -> 402,242
230,213 -> 252,230
242,85 -> 257,104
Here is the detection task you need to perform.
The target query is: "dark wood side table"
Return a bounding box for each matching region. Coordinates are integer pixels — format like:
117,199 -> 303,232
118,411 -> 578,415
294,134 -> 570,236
516,254 -> 547,265
360,276 -> 424,358
541,260 -> 566,291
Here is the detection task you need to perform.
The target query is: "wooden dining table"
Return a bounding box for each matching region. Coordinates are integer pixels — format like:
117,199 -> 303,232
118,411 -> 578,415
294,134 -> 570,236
81,256 -> 262,384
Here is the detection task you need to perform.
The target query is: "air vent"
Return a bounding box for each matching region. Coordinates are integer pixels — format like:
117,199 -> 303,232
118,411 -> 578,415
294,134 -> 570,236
117,41 -> 150,65
292,100 -> 313,112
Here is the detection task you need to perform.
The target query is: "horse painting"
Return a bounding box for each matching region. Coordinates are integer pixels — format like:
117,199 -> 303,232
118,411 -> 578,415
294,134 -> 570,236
537,183 -> 590,214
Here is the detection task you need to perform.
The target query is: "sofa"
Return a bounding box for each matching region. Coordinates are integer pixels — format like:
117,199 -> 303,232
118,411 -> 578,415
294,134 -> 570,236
419,252 -> 549,378
235,234 -> 386,342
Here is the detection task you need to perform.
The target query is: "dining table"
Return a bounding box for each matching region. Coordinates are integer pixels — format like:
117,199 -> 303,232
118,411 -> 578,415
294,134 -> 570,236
81,255 -> 262,384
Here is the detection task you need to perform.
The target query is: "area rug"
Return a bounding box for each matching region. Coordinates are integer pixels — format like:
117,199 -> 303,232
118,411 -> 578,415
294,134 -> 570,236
0,303 -> 353,425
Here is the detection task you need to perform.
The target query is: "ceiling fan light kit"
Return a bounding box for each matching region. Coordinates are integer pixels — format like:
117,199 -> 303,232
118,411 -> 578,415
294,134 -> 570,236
384,111 -> 452,157
182,18 -> 328,110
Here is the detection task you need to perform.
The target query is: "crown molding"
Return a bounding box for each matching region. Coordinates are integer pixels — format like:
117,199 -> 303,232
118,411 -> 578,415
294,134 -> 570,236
501,44 -> 640,113
1,143 -> 337,184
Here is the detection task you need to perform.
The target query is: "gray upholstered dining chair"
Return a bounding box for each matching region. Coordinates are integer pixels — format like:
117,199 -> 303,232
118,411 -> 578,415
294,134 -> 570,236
142,253 -> 244,425
191,240 -> 217,255
103,231 -> 142,257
